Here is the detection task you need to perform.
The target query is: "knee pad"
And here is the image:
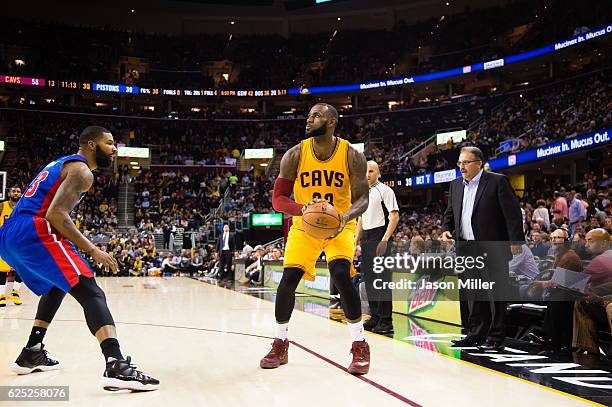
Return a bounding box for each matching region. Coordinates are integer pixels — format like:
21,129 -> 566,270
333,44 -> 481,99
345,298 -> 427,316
275,267 -> 304,323
69,276 -> 115,335
329,259 -> 361,321
328,259 -> 352,281
278,267 -> 303,291
35,287 -> 67,323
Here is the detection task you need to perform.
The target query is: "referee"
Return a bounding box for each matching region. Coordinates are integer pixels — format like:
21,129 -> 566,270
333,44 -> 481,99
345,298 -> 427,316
356,161 -> 399,335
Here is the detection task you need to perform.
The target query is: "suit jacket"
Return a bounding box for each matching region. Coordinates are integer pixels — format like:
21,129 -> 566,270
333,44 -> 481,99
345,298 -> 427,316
216,232 -> 236,252
442,171 -> 524,261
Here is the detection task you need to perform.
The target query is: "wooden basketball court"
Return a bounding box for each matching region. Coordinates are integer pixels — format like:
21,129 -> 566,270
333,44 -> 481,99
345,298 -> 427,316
0,277 -> 599,406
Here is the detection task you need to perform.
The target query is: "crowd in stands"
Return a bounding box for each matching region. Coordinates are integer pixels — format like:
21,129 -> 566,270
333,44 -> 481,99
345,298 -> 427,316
0,67 -> 610,304
392,173 -> 612,254
75,173 -> 119,234
385,69 -> 612,177
107,70 -> 612,178
132,169 -> 221,229
471,70 -> 611,159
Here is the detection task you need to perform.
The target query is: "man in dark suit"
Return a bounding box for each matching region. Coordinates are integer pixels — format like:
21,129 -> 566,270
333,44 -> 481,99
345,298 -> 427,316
216,224 -> 236,281
442,146 -> 524,351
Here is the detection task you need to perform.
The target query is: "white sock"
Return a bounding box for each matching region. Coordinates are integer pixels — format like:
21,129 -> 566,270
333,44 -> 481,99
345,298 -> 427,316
276,323 -> 289,340
12,282 -> 21,291
347,320 -> 365,342
0,284 -> 5,296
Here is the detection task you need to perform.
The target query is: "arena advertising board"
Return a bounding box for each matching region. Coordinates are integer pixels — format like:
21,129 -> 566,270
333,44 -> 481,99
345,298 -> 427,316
392,128 -> 611,189
391,273 -> 462,325
251,213 -> 283,227
289,24 -> 612,95
351,142 -> 365,153
436,130 -> 467,145
489,128 -> 611,171
264,262 -> 331,298
117,146 -> 150,158
244,148 -> 274,159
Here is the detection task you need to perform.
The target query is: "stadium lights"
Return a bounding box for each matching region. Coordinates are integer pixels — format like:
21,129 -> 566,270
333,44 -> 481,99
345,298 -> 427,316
337,17 -> 341,21
260,163 -> 268,167
130,9 -> 135,13
130,161 -> 138,165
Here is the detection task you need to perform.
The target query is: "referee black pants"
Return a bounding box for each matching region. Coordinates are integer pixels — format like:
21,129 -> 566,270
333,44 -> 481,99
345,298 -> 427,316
362,226 -> 393,325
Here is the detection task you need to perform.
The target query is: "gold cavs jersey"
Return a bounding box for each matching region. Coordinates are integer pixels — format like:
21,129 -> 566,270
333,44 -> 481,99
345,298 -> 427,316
292,137 -> 356,231
0,201 -> 12,227
0,201 -> 13,271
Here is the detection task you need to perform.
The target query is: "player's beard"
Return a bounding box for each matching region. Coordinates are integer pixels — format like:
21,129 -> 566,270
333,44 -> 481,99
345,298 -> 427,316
305,124 -> 327,138
95,147 -> 113,169
9,196 -> 19,203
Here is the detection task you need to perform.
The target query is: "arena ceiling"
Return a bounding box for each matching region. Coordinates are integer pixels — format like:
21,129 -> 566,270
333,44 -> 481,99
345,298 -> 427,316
1,0 -> 508,35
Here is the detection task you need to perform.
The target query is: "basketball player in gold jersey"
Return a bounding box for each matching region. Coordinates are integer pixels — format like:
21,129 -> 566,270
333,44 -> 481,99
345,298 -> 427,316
0,186 -> 24,307
260,103 -> 371,374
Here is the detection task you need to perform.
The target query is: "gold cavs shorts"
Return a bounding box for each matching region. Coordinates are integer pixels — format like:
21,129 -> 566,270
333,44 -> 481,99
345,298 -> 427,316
283,221 -> 356,281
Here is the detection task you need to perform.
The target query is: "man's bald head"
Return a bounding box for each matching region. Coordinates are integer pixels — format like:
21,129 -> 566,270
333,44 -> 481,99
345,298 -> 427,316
550,228 -> 568,244
586,228 -> 611,241
366,160 -> 380,187
585,228 -> 611,256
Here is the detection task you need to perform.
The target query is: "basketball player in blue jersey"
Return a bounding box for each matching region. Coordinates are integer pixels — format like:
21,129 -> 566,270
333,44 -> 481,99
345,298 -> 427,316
0,126 -> 159,392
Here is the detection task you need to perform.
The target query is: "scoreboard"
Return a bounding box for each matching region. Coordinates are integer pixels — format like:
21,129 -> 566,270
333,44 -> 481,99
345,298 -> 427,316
47,80 -> 91,90
1,75 -> 45,87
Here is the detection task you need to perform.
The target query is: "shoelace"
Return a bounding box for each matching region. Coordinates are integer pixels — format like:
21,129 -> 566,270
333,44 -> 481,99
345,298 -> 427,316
351,345 -> 364,358
268,341 -> 285,355
121,357 -> 153,381
40,349 -> 56,364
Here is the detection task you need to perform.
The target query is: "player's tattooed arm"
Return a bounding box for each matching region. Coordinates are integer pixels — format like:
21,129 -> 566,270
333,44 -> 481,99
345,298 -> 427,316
45,161 -> 97,254
345,145 -> 369,221
278,144 -> 301,181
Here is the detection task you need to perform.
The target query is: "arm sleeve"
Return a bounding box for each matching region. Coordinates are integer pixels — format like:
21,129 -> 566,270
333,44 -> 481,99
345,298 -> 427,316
272,177 -> 304,217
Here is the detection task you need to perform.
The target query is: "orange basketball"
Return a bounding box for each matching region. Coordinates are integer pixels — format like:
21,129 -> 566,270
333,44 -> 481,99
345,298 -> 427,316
302,201 -> 341,240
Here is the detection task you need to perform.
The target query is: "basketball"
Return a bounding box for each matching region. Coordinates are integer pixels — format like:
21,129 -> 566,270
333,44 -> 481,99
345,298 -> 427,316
302,201 -> 341,240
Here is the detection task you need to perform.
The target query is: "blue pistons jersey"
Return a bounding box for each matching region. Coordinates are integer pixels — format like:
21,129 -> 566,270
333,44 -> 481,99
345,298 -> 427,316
13,154 -> 89,218
0,154 -> 94,295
